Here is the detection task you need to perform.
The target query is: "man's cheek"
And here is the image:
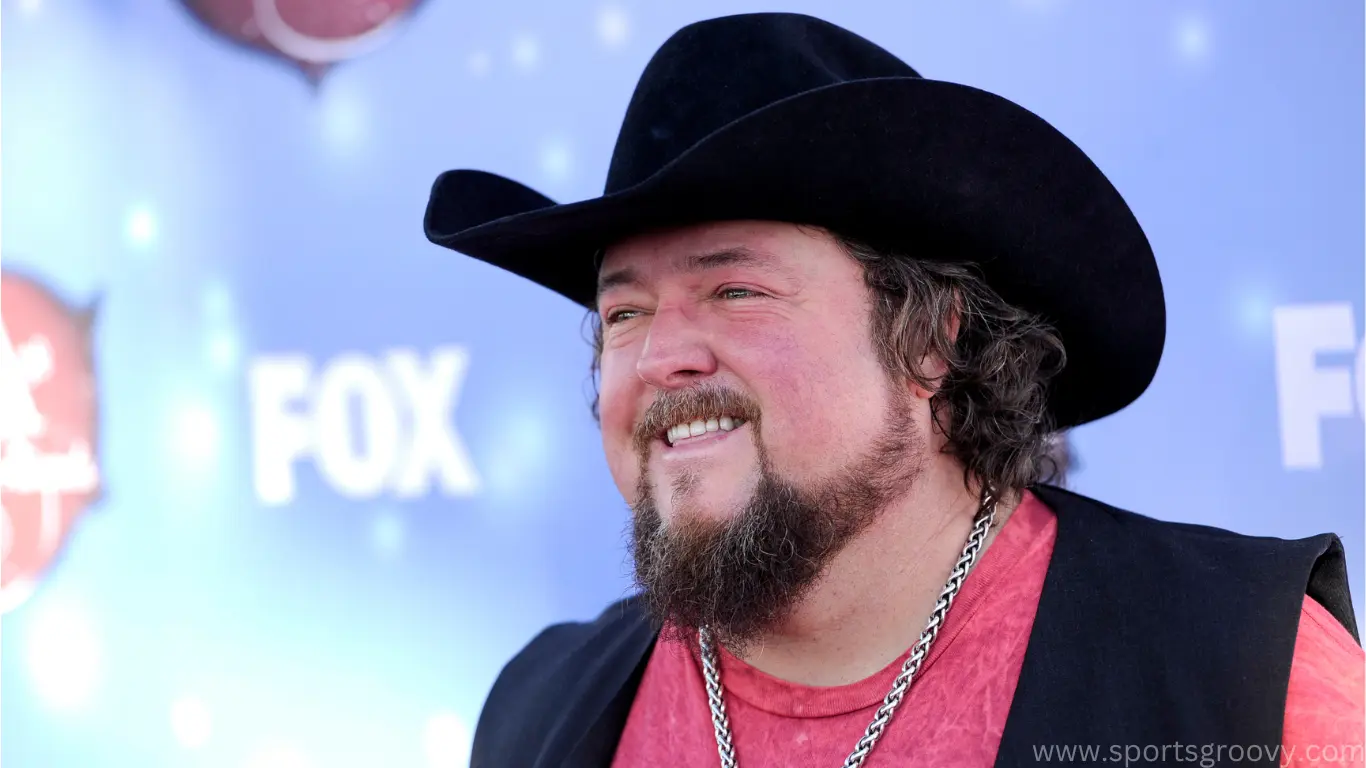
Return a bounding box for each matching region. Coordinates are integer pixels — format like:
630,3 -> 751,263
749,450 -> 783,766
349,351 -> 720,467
602,438 -> 643,497
596,380 -> 635,438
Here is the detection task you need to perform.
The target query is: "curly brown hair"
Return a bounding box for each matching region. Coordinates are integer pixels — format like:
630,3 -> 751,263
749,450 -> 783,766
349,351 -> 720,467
584,229 -> 1070,494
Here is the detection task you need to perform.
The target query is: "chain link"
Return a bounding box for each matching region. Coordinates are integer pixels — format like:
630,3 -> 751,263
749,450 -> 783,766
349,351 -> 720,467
699,487 -> 999,768
699,626 -> 738,768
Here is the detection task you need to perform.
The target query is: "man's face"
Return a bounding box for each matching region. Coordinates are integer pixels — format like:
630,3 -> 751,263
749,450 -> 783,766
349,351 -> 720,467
596,221 -> 930,644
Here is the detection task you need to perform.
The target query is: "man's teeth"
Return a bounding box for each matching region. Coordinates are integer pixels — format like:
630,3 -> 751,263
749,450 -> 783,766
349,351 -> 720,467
665,416 -> 746,445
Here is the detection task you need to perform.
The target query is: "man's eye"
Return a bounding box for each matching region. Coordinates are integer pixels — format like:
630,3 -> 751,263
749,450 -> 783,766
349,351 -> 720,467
605,309 -> 642,325
718,287 -> 759,300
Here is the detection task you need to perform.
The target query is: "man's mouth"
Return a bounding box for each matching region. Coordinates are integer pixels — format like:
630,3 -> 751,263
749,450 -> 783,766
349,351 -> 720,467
662,415 -> 749,447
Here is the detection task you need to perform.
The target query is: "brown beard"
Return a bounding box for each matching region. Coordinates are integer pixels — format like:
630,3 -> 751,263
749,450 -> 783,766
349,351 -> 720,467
628,382 -> 924,655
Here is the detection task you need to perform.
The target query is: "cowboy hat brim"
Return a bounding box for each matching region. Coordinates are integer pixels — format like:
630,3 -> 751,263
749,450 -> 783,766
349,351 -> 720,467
423,76 -> 1164,430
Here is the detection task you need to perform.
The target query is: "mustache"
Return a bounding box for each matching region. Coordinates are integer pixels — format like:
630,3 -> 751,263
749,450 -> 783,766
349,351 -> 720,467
631,383 -> 763,455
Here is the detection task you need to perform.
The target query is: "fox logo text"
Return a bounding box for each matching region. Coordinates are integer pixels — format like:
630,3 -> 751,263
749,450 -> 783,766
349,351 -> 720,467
1272,303 -> 1364,470
248,347 -> 480,505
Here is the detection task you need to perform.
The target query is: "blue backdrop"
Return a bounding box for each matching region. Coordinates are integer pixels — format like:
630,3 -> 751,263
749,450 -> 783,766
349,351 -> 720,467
3,1 -> 1362,766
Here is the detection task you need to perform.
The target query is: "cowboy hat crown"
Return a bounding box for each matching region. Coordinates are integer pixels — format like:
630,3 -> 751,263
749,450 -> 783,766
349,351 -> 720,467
423,12 -> 1165,429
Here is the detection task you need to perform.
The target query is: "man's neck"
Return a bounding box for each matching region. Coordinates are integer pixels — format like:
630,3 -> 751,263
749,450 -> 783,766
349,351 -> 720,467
727,468 -> 1019,687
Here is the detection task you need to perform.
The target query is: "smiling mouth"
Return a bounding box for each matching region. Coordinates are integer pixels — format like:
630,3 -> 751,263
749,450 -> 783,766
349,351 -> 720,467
661,415 -> 749,447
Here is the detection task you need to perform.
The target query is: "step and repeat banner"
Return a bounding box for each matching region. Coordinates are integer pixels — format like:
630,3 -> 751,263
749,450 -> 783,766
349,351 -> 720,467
3,1 -> 1362,766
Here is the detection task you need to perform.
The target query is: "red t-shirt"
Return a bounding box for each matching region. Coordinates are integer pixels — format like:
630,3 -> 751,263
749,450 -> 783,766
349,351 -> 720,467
612,492 -> 1365,767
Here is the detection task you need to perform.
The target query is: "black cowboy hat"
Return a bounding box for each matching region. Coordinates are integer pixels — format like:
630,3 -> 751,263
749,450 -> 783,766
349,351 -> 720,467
423,12 -> 1164,429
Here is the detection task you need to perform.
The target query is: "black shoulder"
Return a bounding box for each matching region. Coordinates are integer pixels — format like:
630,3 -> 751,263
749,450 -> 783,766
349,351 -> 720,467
487,594 -> 646,698
1031,484 -> 1360,644
470,595 -> 653,766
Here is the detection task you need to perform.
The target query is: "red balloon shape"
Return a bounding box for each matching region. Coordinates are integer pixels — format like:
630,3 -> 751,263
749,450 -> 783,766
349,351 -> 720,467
180,0 -> 426,86
0,270 -> 102,614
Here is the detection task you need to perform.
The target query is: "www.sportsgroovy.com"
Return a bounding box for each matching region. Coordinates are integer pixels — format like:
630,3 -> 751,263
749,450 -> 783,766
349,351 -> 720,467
1032,742 -> 1363,766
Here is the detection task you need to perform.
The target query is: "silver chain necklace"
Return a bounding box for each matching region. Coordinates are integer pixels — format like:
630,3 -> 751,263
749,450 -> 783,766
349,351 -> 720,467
698,487 -> 999,768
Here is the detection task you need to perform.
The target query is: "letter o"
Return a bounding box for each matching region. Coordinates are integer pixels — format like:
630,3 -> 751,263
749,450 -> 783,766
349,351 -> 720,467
314,356 -> 401,498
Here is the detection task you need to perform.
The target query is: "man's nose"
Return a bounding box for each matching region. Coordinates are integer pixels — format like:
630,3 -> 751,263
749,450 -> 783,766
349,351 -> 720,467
635,305 -> 718,389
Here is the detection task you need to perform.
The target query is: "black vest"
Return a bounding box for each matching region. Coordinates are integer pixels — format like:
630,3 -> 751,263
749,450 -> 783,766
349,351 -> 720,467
470,486 -> 1360,767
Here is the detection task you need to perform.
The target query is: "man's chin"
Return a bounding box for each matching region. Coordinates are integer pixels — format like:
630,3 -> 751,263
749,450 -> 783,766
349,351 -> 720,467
630,454 -> 889,657
630,507 -> 818,655
653,496 -> 748,529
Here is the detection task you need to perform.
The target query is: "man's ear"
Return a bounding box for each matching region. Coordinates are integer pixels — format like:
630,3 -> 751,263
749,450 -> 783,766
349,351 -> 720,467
911,297 -> 962,400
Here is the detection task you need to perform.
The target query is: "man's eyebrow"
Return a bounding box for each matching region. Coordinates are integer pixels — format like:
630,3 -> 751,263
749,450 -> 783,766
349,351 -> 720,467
596,247 -> 777,299
596,265 -> 641,298
686,246 -> 769,272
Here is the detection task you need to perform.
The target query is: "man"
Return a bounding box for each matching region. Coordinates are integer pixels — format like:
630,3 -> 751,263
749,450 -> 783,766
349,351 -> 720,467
424,13 -> 1363,767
